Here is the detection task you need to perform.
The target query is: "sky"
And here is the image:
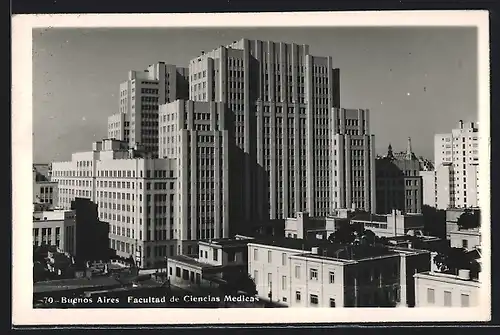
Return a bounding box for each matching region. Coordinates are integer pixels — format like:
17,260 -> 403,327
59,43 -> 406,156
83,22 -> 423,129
32,26 -> 478,163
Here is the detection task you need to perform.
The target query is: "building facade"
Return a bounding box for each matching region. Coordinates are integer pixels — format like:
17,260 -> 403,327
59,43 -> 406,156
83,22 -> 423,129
187,39 -> 342,221
247,238 -> 426,308
414,270 -> 480,307
449,229 -> 481,251
108,62 -> 189,155
332,108 -> 376,214
158,100 -> 246,245
51,139 -> 180,268
350,209 -> 425,238
33,209 -> 77,256
375,139 -> 423,214
434,120 -> 480,209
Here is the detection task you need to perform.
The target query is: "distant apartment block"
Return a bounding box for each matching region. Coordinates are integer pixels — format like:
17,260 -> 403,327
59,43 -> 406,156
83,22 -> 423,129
434,120 -> 480,209
188,38 -> 342,221
247,238 -> 429,307
51,139 -> 180,268
332,108 -> 376,214
414,269 -> 481,307
108,62 -> 189,155
350,209 -> 424,238
375,139 -> 423,214
33,208 -> 76,256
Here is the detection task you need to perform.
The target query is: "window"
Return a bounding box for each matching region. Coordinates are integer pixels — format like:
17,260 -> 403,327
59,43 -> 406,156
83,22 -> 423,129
281,275 -> 287,290
427,288 -> 435,304
213,250 -> 218,261
268,250 -> 272,263
329,271 -> 335,284
461,294 -> 470,307
254,248 -> 258,261
310,268 -> 318,280
282,253 -> 287,266
296,291 -> 301,302
444,291 -> 452,307
294,265 -> 301,279
329,298 -> 336,307
254,270 -> 258,285
462,239 -> 469,249
175,267 -> 181,277
267,273 -> 273,286
310,294 -> 319,306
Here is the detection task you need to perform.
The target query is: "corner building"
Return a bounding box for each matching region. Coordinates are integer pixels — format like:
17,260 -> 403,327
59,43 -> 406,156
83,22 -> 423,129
51,139 -> 180,268
188,38 -> 341,221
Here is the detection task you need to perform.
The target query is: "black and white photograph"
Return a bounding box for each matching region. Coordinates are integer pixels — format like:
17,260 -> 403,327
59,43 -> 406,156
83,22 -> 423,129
12,11 -> 491,325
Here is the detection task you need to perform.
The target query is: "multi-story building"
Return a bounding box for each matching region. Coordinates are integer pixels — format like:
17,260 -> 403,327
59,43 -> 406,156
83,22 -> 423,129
51,139 -> 180,268
349,209 -> 424,238
187,39 -> 342,221
33,208 -> 76,256
434,120 -> 480,209
414,269 -> 481,307
108,62 -> 189,155
284,210 -> 354,240
33,163 -> 52,181
247,238 -> 429,307
33,167 -> 58,205
375,139 -> 423,214
332,108 -> 376,214
158,99 -> 246,246
449,229 -> 481,251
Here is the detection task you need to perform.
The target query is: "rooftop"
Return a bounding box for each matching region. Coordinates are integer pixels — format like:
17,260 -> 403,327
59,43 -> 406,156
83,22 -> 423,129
249,236 -> 332,251
199,236 -> 254,248
414,271 -> 481,285
167,255 -> 213,268
295,243 -> 398,262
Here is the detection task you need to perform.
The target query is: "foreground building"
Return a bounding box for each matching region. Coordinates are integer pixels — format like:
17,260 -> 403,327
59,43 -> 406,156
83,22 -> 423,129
247,237 -> 429,307
414,269 -> 481,307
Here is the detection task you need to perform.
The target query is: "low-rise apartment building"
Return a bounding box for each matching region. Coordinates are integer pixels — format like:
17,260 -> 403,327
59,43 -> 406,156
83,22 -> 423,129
33,208 -> 77,256
247,238 -> 429,307
414,269 -> 481,307
449,229 -> 481,251
284,211 -> 353,240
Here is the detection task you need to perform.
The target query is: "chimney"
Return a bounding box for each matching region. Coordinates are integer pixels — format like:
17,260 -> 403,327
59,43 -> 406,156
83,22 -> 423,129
459,120 -> 464,129
458,269 -> 471,280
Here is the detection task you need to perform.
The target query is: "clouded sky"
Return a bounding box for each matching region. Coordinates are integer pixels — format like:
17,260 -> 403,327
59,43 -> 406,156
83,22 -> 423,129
33,26 -> 477,163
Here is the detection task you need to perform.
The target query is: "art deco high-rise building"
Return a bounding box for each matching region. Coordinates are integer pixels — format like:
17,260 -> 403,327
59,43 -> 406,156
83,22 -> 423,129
332,108 -> 376,214
158,100 -> 246,250
108,62 -> 189,155
186,38 -> 341,220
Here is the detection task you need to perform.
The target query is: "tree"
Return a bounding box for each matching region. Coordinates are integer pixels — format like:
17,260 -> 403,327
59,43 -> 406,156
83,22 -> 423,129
433,246 -> 479,278
457,210 -> 480,230
328,224 -> 356,244
223,270 -> 257,296
421,205 -> 446,238
361,229 -> 377,246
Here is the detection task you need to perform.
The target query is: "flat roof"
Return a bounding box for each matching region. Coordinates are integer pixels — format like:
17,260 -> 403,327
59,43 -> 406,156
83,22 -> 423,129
414,271 -> 481,286
248,237 -> 332,251
34,272 -> 143,293
199,237 -> 253,247
167,255 -> 212,269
